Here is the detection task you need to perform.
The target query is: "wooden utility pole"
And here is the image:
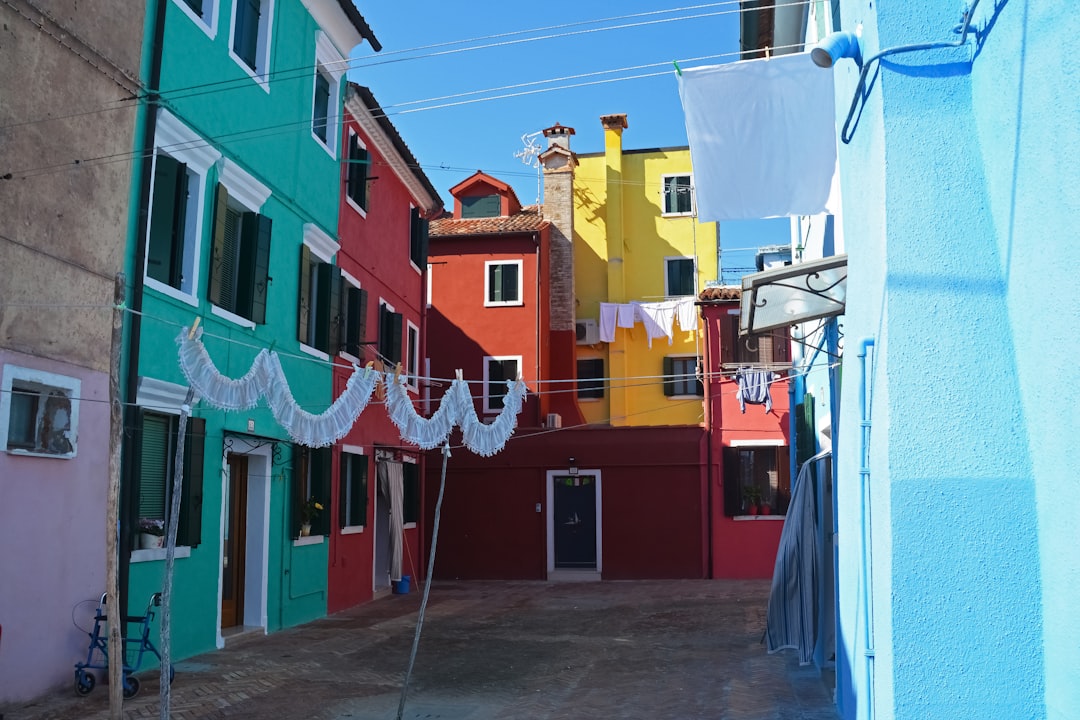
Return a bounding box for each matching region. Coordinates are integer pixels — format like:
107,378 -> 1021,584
106,273 -> 126,718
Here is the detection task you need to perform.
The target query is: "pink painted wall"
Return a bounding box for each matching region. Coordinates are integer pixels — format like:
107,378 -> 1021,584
0,351 -> 111,703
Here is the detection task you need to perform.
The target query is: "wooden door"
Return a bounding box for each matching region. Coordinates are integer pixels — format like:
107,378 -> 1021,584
221,454 -> 248,628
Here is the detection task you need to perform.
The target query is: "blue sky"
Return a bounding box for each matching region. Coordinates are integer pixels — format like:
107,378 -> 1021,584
349,1 -> 789,275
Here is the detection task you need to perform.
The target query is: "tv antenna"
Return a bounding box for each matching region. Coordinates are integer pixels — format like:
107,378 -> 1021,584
514,130 -> 544,204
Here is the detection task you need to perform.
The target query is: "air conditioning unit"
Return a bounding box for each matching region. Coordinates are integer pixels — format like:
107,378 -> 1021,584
575,318 -> 600,345
545,413 -> 562,429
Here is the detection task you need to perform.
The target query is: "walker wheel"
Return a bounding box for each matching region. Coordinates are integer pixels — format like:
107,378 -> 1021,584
122,674 -> 140,699
74,670 -> 95,696
169,664 -> 176,684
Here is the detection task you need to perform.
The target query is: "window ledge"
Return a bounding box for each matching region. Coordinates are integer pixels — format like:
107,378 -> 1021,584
668,395 -> 704,400
404,522 -> 417,530
293,535 -> 324,547
661,212 -> 695,218
733,515 -> 786,521
132,546 -> 192,563
228,51 -> 270,93
341,526 -> 364,535
299,343 -> 330,361
5,448 -> 75,460
210,304 -> 256,329
345,194 -> 367,218
483,301 -> 525,308
338,350 -> 361,365
144,277 -> 199,307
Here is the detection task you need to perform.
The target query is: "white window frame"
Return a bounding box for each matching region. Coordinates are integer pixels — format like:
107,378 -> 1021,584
311,31 -> 345,159
664,255 -> 697,298
405,320 -> 420,393
340,445 -> 366,534
344,128 -> 368,218
665,353 -> 702,399
1,364 -> 80,459
144,110 -> 221,306
426,263 -> 432,307
661,173 -> 695,217
482,355 -> 521,414
210,158 -> 272,328
484,259 -> 524,307
228,0 -> 275,92
170,0 -> 219,39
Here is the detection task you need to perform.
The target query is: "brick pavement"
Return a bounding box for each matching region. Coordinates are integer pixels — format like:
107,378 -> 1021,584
3,580 -> 837,720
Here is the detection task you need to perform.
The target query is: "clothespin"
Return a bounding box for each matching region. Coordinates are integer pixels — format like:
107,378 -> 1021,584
455,369 -> 463,382
765,46 -> 771,59
187,316 -> 201,340
673,60 -> 682,77
393,363 -> 403,385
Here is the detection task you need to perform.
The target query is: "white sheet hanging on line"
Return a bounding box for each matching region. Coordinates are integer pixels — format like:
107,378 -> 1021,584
598,303 -> 619,343
633,301 -> 676,347
675,297 -> 698,332
176,327 -> 378,447
677,53 -> 838,221
616,303 -> 636,329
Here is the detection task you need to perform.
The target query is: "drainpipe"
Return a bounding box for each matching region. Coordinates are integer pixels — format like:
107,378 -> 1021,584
119,0 -> 167,618
857,337 -> 876,720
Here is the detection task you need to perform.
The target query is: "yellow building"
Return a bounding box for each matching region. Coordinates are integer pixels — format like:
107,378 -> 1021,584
572,114 -> 717,427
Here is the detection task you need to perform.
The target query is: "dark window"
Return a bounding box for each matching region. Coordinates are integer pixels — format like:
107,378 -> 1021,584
666,257 -> 695,297
719,312 -> 791,366
461,194 -> 501,218
402,461 -> 419,524
406,324 -> 418,384
663,175 -> 693,214
134,411 -> 205,547
7,381 -> 75,455
378,304 -> 403,365
723,445 -> 790,516
339,452 -> 368,528
346,134 -> 369,210
294,445 -> 331,537
297,245 -> 342,354
182,0 -> 204,15
577,359 -> 605,399
663,356 -> 704,397
486,357 -> 518,410
341,284 -> 368,357
233,0 -> 261,70
208,184 -> 271,323
409,207 -> 429,268
487,262 -> 520,304
147,154 -> 190,290
312,70 -> 330,142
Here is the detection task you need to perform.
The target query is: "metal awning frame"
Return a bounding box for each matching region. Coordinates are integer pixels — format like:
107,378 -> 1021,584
739,254 -> 848,336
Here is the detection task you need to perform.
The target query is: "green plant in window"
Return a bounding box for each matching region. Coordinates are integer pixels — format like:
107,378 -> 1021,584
743,484 -> 762,508
300,497 -> 323,525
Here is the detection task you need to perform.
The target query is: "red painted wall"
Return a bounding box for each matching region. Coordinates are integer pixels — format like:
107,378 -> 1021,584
328,112 -> 426,614
422,426 -> 707,580
701,301 -> 790,579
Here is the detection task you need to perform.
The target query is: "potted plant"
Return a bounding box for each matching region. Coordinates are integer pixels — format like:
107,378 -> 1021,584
300,497 -> 323,536
138,518 -> 165,549
742,485 -> 762,516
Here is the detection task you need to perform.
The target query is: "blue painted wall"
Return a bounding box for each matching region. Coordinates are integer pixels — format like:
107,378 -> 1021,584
834,1 -> 1078,718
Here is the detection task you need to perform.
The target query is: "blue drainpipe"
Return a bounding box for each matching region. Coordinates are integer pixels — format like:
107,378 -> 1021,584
858,337 -> 876,720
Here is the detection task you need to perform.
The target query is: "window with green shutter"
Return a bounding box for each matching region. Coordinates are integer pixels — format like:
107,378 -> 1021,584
378,303 -> 403,365
402,461 -> 419,525
134,411 -> 205,547
297,245 -> 342,354
484,356 -> 519,411
340,452 -> 368,528
461,194 -> 501,218
663,356 -> 703,397
409,207 -> 429,269
346,133 -> 369,211
722,445 -> 790,517
342,284 -> 368,358
662,174 -> 694,215
294,445 -> 331,537
312,70 -> 330,143
665,257 -> 696,297
485,260 -> 522,305
147,154 -> 190,291
576,358 -> 605,399
233,0 -> 261,71
208,184 -> 272,323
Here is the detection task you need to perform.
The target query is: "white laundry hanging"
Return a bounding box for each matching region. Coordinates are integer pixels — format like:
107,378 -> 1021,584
616,303 -> 636,329
383,371 -> 460,450
176,327 -> 378,447
633,301 -> 676,347
676,297 -> 698,332
599,303 -> 619,343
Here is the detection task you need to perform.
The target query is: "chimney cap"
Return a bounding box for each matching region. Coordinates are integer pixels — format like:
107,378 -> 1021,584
600,113 -> 628,130
542,122 -> 576,137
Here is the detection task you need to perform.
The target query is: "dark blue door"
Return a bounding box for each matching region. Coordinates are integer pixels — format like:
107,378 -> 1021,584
553,475 -> 597,569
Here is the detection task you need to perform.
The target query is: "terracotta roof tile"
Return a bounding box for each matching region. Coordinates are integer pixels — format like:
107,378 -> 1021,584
698,286 -> 742,301
430,205 -> 547,237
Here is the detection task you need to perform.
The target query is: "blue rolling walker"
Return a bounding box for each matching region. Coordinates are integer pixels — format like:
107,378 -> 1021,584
74,592 -> 174,698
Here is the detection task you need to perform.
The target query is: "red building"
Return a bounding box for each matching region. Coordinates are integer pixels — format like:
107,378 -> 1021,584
326,84 -> 442,613
699,286 -> 792,578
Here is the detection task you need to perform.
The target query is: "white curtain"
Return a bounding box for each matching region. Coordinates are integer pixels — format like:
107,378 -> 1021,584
379,460 -> 405,582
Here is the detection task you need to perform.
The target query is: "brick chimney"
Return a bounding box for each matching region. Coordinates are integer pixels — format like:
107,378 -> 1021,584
539,123 -> 577,333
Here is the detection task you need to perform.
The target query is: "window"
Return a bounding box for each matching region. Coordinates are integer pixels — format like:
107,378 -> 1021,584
410,207 -> 429,270
662,174 -> 694,215
720,311 -> 791,366
208,179 -> 272,325
402,460 -> 419,525
339,451 -> 368,529
485,260 -> 522,306
406,321 -> 419,391
577,358 -> 605,399
134,411 -> 205,546
345,131 -> 369,213
1,366 -> 80,458
340,279 -> 368,359
461,194 -> 501,218
144,111 -> 219,302
229,0 -> 273,86
294,445 -> 331,537
311,32 -> 345,155
663,356 -> 704,397
378,302 -> 403,365
484,356 -> 520,412
297,236 -> 343,355
723,445 -> 791,516
665,257 -> 696,297
172,0 -> 218,36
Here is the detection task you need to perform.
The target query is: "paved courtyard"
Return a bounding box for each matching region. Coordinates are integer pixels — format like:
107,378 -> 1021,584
5,580 -> 836,720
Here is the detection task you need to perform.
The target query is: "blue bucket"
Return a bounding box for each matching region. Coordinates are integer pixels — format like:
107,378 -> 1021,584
392,575 -> 411,594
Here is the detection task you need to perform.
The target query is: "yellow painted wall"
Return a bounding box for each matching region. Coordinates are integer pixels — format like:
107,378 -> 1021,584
573,133 -> 717,428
